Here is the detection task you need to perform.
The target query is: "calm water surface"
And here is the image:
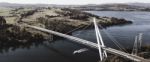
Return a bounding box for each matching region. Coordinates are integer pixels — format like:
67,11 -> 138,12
0,11 -> 150,62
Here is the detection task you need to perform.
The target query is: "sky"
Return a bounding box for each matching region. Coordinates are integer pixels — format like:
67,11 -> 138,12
0,0 -> 150,5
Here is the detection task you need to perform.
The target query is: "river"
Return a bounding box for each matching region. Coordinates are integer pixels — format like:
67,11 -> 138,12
0,11 -> 150,62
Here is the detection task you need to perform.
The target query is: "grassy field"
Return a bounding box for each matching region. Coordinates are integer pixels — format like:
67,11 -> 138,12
0,7 -> 12,16
5,17 -> 17,24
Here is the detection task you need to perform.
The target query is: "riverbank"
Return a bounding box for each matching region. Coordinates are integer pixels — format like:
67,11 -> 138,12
0,7 -> 132,40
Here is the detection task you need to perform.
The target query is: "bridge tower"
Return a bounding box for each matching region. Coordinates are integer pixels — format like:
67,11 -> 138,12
93,18 -> 107,61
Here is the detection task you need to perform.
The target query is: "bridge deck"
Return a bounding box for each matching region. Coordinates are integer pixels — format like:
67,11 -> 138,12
24,25 -> 150,62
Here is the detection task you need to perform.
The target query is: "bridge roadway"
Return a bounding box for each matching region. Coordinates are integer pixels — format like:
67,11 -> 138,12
24,24 -> 150,62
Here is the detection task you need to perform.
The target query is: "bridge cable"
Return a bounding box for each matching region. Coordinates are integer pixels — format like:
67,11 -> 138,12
65,25 -> 85,34
98,24 -> 128,53
138,33 -> 143,51
65,23 -> 92,34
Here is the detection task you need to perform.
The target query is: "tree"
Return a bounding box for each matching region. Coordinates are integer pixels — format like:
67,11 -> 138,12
0,16 -> 6,26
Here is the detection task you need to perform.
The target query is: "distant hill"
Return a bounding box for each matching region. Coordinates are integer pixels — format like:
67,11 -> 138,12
0,2 -> 79,8
74,3 -> 150,11
0,2 -> 150,11
0,2 -> 27,8
0,2 -> 150,8
0,2 -> 63,8
127,3 -> 150,7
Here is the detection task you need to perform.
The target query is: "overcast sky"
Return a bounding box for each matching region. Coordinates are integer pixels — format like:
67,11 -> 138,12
0,0 -> 150,5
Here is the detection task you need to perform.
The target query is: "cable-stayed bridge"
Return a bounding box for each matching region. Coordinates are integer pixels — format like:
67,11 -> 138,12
20,18 -> 150,62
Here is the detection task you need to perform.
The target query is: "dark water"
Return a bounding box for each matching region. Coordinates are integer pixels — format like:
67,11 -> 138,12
84,11 -> 150,47
0,11 -> 150,62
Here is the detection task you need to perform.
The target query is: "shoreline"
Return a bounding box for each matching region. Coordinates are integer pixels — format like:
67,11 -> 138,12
0,7 -> 133,41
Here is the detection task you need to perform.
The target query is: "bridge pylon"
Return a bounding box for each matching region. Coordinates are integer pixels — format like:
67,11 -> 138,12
93,18 -> 107,61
